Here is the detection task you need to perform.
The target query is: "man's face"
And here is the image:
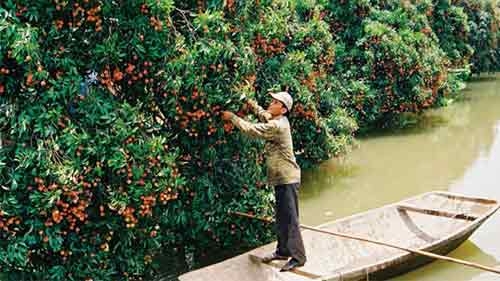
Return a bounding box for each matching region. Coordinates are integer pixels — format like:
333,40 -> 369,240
267,98 -> 287,117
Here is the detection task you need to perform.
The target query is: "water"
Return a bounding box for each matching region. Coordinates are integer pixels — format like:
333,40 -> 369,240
299,73 -> 500,280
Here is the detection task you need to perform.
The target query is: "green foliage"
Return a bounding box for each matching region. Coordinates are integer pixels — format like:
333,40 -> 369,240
429,0 -> 473,67
325,0 -> 451,130
458,0 -> 500,73
1,1 -> 185,280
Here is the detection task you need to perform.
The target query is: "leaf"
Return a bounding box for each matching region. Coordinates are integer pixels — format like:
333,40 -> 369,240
49,265 -> 66,281
7,242 -> 28,267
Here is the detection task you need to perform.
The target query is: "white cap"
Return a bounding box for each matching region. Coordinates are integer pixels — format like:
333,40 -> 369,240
270,91 -> 293,111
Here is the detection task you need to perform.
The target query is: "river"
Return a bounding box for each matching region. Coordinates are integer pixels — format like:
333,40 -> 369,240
300,73 -> 500,280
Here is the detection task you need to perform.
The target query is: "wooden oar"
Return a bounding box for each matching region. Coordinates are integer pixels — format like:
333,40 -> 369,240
230,211 -> 500,275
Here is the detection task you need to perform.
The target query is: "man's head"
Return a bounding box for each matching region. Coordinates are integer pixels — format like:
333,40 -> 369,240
267,91 -> 293,117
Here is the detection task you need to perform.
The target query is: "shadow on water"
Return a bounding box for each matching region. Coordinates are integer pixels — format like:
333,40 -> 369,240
356,113 -> 451,139
300,158 -> 359,200
468,74 -> 499,82
153,252 -> 188,281
155,244 -> 259,281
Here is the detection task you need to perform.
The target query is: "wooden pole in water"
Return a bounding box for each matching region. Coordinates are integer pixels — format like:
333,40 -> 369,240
230,211 -> 500,275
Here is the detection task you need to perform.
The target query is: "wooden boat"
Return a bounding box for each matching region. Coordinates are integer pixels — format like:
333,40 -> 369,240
178,191 -> 500,281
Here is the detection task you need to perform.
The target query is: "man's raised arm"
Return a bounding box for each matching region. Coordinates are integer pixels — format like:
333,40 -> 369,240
247,99 -> 272,122
221,111 -> 277,140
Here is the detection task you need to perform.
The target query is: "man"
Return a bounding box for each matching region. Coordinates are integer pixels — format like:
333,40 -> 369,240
221,91 -> 306,272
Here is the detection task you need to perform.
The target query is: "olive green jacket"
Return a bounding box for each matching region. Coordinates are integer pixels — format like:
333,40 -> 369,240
229,100 -> 301,186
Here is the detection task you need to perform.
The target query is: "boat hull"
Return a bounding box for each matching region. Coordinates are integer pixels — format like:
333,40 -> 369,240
325,218 -> 485,281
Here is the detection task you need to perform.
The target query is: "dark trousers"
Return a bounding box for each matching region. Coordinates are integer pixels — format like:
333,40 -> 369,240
274,183 -> 306,264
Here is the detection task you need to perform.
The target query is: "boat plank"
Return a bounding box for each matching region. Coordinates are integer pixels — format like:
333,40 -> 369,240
434,191 -> 498,204
398,210 -> 437,243
397,204 -> 478,221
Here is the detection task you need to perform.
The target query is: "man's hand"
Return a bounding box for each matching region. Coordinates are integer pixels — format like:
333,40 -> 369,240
221,111 -> 233,121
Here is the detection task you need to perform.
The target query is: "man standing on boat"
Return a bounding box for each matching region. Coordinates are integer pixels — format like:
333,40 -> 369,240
221,91 -> 307,272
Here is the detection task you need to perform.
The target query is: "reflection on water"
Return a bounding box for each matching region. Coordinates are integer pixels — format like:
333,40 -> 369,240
393,241 -> 498,281
450,122 -> 500,259
300,74 -> 500,280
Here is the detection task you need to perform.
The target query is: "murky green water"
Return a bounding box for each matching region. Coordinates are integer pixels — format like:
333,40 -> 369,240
300,73 -> 500,280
